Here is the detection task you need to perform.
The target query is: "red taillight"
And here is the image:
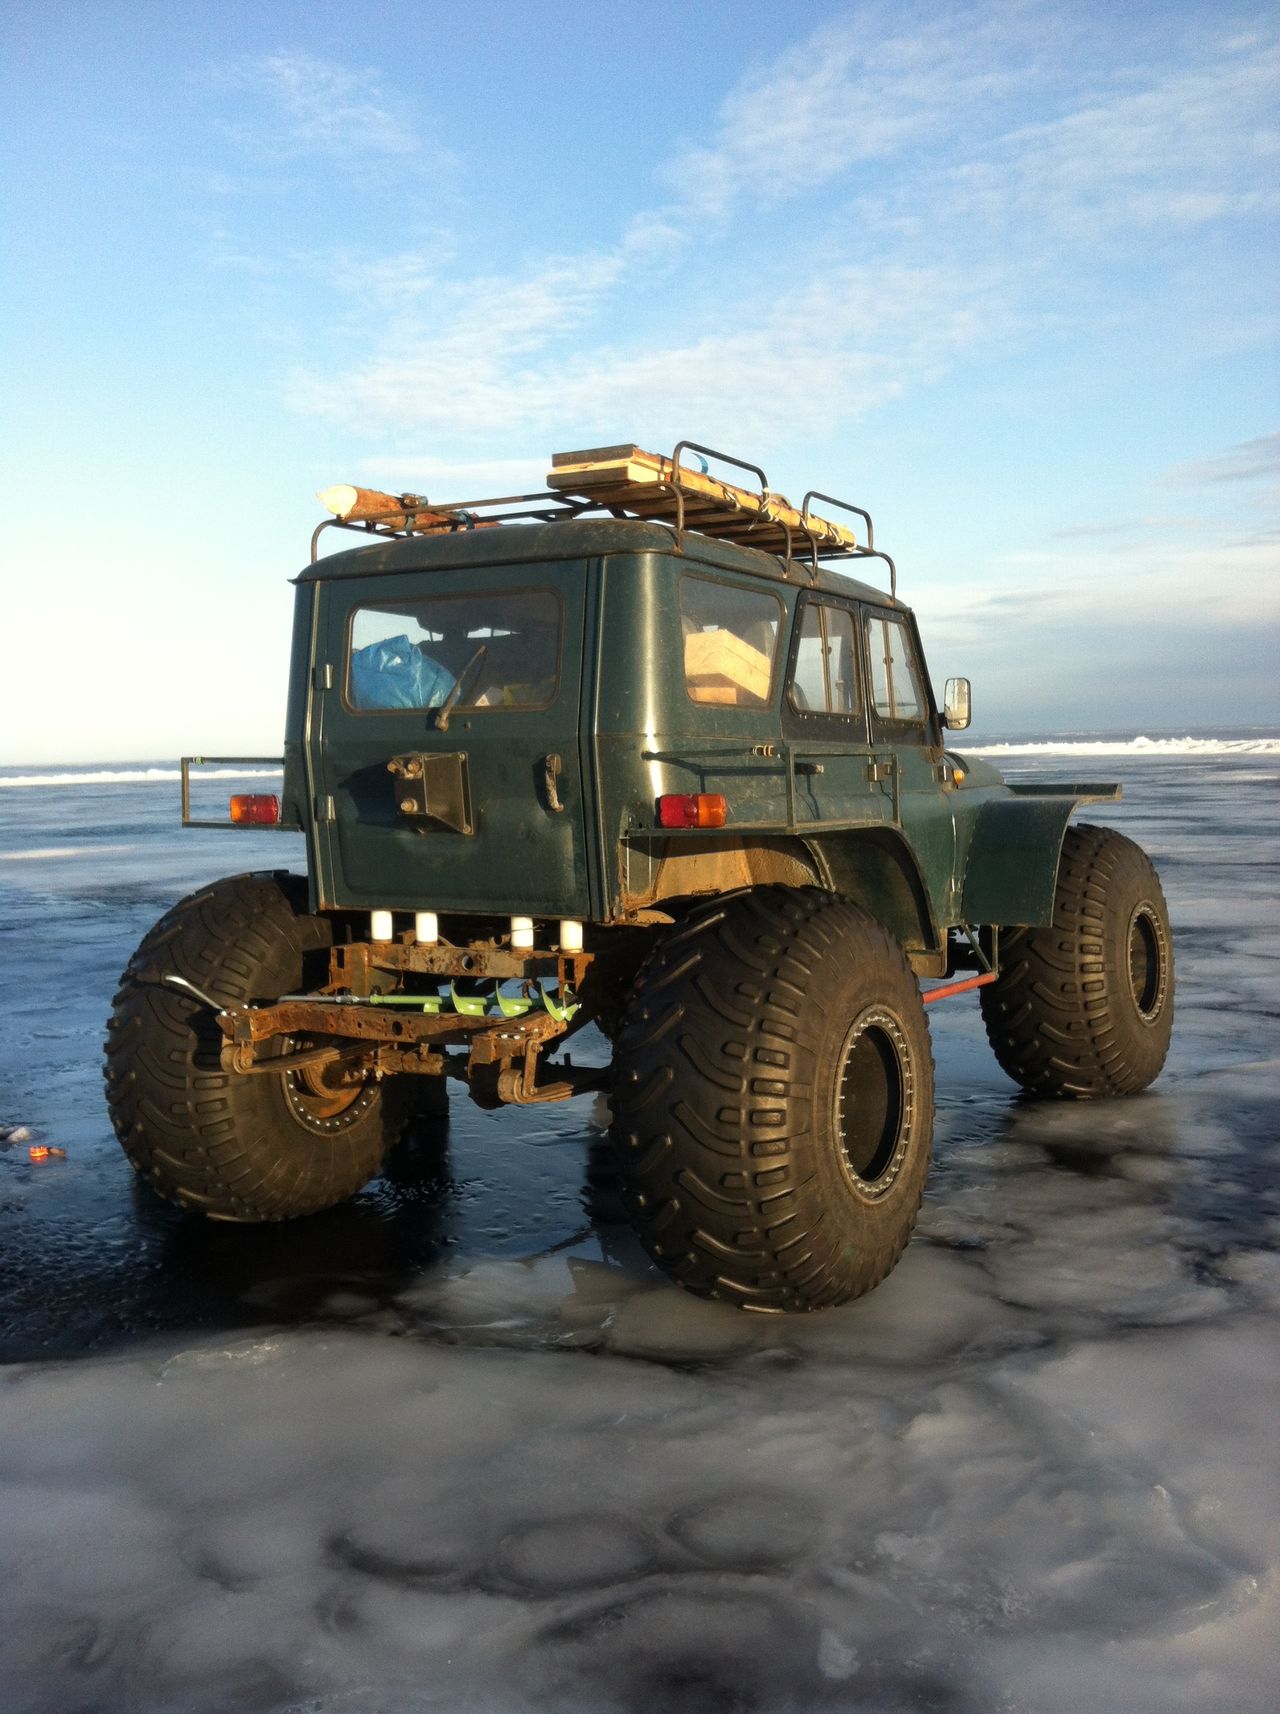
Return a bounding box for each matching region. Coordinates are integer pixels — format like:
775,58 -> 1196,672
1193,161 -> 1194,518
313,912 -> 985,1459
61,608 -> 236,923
229,794 -> 281,826
657,792 -> 728,829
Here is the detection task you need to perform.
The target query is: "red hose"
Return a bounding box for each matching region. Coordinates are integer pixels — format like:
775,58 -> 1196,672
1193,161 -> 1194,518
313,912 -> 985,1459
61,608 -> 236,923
921,971 -> 998,1005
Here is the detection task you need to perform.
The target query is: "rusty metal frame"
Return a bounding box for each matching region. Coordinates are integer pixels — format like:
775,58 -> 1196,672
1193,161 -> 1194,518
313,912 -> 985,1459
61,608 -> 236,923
210,930 -> 601,1105
801,491 -> 897,602
180,755 -> 297,830
215,988 -> 604,1105
668,439 -> 772,556
328,939 -> 593,994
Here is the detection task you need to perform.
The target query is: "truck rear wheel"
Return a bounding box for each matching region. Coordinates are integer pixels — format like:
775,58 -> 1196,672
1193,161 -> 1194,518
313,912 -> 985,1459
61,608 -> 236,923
610,886 -> 934,1312
104,873 -> 402,1221
980,824 -> 1174,1098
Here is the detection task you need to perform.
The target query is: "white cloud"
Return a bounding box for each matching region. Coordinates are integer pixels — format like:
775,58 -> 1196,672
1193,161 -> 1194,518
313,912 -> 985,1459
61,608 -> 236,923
351,454 -> 548,498
1165,432 -> 1280,487
920,533 -> 1280,643
219,51 -> 446,167
288,260 -> 1005,450
1050,516 -> 1203,540
661,8 -> 1035,221
913,527 -> 1280,730
981,41 -> 1280,234
267,14 -> 1276,455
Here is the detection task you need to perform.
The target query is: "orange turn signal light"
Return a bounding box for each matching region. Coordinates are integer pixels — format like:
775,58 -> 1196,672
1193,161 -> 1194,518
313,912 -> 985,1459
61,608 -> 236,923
657,792 -> 728,829
230,794 -> 281,826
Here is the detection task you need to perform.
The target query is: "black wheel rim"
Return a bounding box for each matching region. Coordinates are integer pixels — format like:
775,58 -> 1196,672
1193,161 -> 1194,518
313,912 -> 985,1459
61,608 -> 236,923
281,1046 -> 379,1133
1126,903 -> 1169,1022
835,1008 -> 913,1195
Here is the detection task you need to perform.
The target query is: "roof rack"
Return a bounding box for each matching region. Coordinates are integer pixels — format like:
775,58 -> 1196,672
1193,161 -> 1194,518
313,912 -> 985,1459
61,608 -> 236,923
313,439 -> 897,598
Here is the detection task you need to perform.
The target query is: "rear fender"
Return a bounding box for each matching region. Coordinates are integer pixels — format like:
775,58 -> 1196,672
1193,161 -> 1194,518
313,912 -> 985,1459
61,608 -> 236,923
809,829 -> 938,956
615,829 -> 938,961
616,835 -> 820,913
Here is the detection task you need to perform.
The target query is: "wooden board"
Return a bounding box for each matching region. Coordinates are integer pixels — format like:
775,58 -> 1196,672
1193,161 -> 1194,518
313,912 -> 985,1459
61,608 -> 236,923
684,628 -> 772,703
546,445 -> 859,556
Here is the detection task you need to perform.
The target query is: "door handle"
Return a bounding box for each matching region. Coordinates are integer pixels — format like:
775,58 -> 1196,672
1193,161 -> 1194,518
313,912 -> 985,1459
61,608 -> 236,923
543,753 -> 565,813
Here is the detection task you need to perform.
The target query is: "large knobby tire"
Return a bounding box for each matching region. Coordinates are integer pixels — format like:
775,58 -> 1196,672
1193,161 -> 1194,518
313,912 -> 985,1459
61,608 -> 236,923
610,886 -> 935,1312
104,872 -> 403,1220
980,824 -> 1174,1098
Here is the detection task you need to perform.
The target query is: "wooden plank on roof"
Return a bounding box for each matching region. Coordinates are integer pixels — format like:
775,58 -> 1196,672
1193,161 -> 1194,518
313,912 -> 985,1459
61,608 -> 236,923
546,445 -> 858,555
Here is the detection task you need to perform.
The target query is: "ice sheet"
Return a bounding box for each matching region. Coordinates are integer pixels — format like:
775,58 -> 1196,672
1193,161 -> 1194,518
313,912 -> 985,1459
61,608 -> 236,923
0,749 -> 1276,1712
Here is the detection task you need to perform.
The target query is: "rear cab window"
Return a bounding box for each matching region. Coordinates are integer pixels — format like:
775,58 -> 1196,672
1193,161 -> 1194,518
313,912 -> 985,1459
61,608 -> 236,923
346,589 -> 562,713
680,574 -> 784,707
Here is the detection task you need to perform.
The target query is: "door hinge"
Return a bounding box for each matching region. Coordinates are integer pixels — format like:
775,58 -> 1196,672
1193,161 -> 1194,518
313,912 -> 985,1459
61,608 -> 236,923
867,758 -> 896,783
314,794 -> 336,823
313,662 -> 334,691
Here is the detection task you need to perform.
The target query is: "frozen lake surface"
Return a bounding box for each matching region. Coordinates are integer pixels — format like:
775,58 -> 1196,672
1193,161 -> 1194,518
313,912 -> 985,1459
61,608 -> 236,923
1,743 -> 1277,1713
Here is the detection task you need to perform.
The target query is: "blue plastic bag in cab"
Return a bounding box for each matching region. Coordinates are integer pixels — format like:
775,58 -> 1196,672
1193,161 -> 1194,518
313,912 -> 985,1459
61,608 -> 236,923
349,635 -> 456,710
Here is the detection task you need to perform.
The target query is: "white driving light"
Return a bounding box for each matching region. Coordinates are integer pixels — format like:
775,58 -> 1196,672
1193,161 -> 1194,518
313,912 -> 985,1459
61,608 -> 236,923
559,919 -> 584,952
511,916 -> 535,951
414,911 -> 439,944
370,910 -> 394,941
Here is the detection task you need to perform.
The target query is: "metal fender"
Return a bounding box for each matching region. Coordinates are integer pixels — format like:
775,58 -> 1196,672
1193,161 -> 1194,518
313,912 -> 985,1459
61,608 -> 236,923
959,795 -> 1087,928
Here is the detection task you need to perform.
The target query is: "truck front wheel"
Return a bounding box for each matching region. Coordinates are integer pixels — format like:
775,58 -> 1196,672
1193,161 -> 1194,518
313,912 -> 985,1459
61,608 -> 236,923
611,887 -> 934,1312
980,824 -> 1174,1098
104,873 -> 402,1221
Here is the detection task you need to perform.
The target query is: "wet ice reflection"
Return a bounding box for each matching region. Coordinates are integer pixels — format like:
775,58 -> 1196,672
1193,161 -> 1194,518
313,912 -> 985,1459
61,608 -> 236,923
3,1064 -> 1278,1714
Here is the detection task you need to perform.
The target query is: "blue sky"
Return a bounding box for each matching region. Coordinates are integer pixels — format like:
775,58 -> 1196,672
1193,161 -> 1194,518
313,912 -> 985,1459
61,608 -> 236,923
2,0 -> 1277,761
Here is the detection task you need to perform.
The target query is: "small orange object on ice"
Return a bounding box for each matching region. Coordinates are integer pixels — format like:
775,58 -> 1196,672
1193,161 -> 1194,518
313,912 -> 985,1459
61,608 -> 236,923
28,1146 -> 67,1163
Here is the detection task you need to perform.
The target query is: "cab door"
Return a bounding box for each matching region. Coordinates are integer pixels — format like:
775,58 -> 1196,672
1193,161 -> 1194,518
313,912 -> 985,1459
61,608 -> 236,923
861,603 -> 958,924
308,561 -> 593,918
779,592 -> 889,828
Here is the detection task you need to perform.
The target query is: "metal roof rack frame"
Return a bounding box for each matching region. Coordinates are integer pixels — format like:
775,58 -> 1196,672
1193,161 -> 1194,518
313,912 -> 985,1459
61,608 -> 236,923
310,439 -> 898,601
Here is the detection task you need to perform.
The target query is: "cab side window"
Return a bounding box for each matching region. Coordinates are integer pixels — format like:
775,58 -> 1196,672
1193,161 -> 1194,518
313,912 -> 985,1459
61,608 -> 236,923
788,599 -> 861,717
864,610 -> 927,727
679,575 -> 783,707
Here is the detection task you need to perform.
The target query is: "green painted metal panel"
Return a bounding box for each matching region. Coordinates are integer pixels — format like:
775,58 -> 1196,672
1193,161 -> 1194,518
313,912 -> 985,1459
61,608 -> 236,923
959,796 -> 1084,927
307,560 -> 593,917
288,518 -> 1113,940
586,553 -> 956,941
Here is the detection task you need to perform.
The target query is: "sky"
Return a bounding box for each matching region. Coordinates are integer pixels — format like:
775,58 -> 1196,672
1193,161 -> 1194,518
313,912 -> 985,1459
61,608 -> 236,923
2,0 -> 1277,762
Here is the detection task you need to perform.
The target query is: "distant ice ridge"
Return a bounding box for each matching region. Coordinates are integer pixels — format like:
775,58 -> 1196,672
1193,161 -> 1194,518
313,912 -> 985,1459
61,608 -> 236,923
964,736 -> 1280,758
0,767 -> 283,788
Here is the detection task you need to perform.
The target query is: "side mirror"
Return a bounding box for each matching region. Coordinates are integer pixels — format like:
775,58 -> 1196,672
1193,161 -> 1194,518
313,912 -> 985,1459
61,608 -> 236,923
942,677 -> 971,730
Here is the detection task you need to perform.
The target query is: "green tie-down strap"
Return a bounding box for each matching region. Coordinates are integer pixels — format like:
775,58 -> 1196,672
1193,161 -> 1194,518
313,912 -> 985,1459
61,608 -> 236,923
359,984 -> 579,1021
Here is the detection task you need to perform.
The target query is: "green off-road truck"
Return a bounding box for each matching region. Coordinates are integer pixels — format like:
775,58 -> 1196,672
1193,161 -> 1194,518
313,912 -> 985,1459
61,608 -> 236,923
105,442 -> 1174,1311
